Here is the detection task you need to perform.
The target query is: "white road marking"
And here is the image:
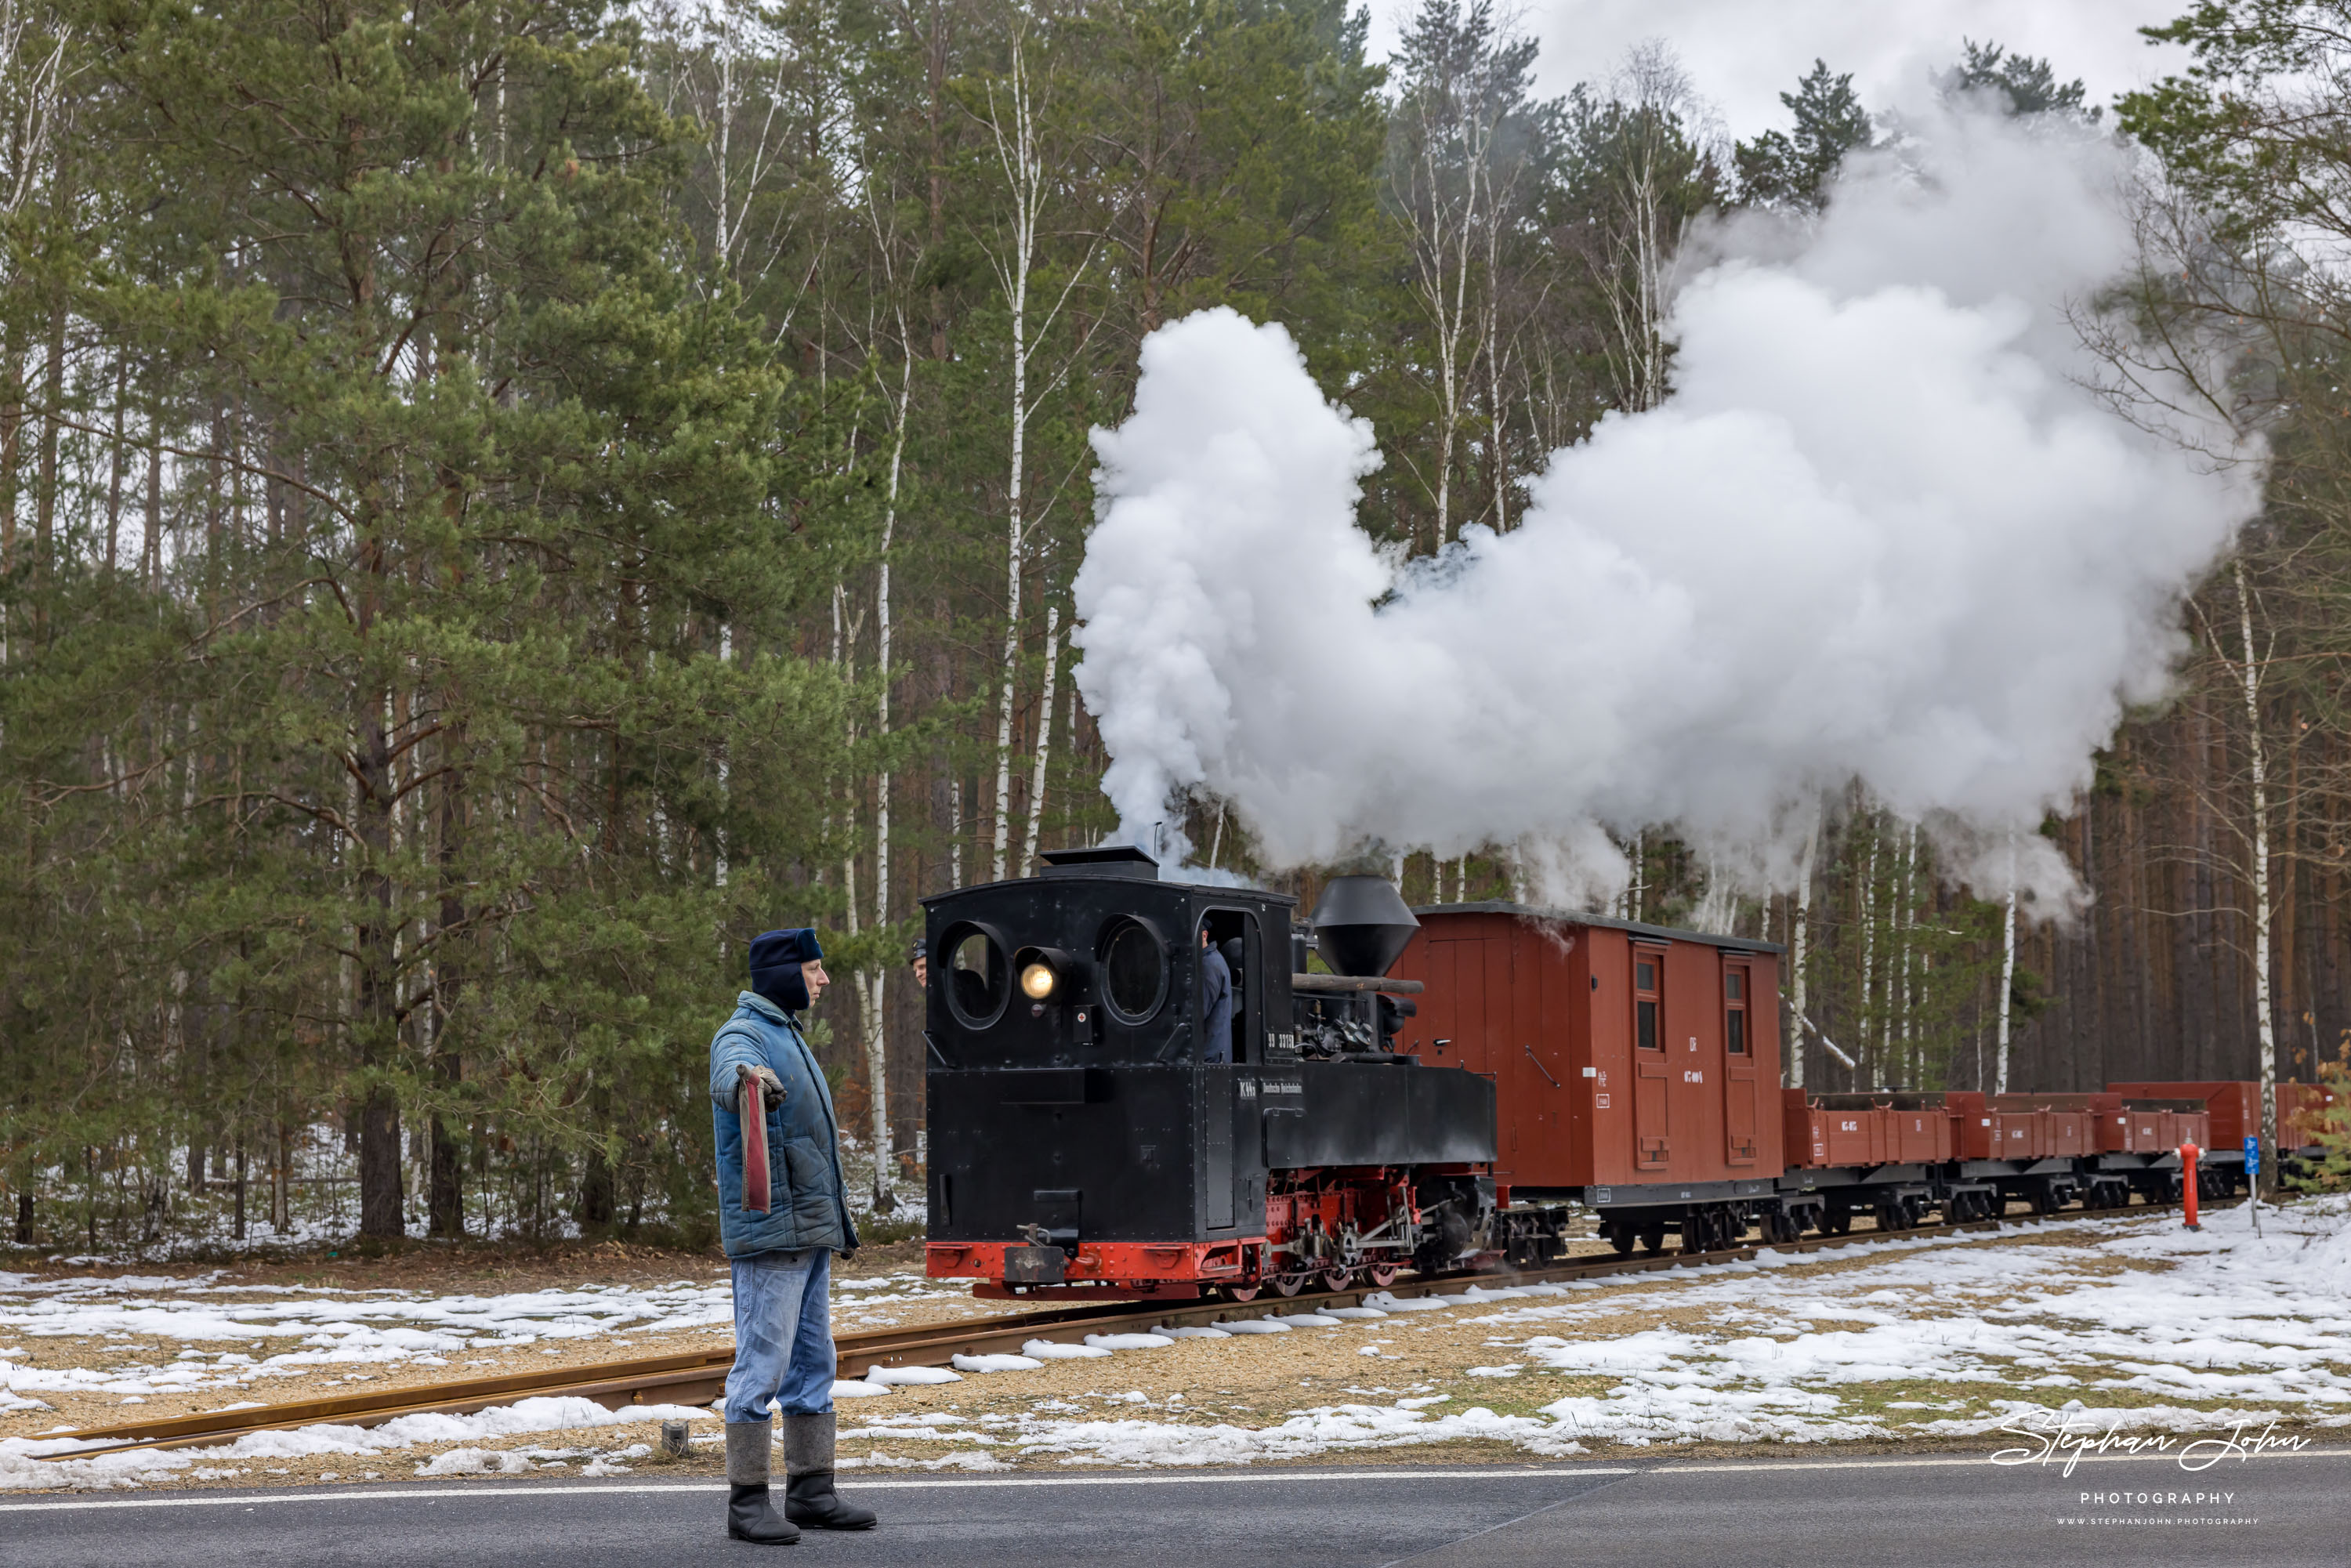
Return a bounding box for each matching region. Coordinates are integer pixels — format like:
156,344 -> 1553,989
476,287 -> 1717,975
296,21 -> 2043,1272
0,1468 -> 1632,1512
1657,1449 -> 2351,1474
10,1447 -> 2346,1512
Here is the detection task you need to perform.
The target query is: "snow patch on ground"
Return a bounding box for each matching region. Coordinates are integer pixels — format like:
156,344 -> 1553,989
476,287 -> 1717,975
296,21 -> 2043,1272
9,1200 -> 2342,1487
860,1201 -> 2351,1468
0,1269 -> 961,1408
0,1398 -> 709,1491
845,1402 -> 1588,1466
864,1364 -> 961,1386
1021,1339 -> 1111,1360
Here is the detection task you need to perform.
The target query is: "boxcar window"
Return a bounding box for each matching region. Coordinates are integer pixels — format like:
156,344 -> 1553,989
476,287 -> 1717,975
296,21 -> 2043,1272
1635,953 -> 1661,1052
1725,963 -> 1749,1054
946,928 -> 1007,1027
1101,919 -> 1167,1023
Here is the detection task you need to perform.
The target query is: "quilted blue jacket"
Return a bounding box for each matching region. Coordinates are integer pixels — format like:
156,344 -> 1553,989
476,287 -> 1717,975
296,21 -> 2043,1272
708,990 -> 857,1258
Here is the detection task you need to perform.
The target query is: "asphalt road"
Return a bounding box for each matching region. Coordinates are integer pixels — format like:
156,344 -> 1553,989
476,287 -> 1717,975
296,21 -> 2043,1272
4,1450 -> 2346,1568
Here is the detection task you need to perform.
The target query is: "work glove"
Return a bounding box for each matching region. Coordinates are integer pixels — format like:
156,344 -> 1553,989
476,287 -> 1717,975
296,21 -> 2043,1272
737,1063 -> 786,1109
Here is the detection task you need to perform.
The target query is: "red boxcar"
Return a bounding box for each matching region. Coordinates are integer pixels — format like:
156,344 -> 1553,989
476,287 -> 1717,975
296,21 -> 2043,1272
1387,904 -> 1783,1202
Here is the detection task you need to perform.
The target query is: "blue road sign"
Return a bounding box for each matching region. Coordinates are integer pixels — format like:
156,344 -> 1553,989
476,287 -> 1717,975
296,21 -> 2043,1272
2244,1135 -> 2261,1177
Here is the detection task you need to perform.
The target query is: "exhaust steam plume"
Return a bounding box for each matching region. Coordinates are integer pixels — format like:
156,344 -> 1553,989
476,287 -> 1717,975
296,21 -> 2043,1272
1070,107 -> 2259,907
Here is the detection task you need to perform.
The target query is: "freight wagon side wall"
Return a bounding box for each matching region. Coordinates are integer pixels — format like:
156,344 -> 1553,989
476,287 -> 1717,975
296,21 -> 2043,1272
2110,1083 -> 2259,1149
1393,911 -> 1596,1189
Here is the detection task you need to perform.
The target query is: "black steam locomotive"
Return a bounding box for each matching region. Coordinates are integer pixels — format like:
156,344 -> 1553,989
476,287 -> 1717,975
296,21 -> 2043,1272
920,846 -> 1516,1300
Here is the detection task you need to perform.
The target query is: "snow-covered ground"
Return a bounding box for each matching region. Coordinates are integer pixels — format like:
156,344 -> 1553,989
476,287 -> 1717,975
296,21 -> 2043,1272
5,1197 -> 2346,1488
834,1197 -> 2351,1468
0,1268 -> 973,1402
0,1267 -> 973,1490
0,1275 -> 734,1421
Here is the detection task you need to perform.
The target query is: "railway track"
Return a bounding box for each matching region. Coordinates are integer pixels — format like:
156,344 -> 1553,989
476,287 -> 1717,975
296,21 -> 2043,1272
39,1196 -> 2217,1462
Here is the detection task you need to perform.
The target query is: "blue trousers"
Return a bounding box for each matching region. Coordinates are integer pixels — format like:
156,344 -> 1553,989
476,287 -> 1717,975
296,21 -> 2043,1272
722,1248 -> 836,1424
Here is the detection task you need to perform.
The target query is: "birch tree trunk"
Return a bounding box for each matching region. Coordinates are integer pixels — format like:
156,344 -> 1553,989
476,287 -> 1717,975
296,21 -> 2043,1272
1858,819 -> 1878,1088
2233,559 -> 2278,1185
1995,837 -> 2019,1094
1392,45 -> 1498,549
1900,822 -> 1918,1087
856,349 -> 915,1211
984,37 -> 1044,882
1892,822 -> 1915,1082
1788,813 -> 1816,1089
1019,603 -> 1061,877
714,624 -> 730,887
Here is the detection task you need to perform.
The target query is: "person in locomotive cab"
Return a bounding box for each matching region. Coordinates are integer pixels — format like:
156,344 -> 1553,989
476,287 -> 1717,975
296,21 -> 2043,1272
909,938 -> 926,990
708,928 -> 878,1544
1199,924 -> 1233,1064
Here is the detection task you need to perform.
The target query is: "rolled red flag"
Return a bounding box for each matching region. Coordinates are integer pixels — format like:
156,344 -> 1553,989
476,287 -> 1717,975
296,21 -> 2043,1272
741,1070 -> 772,1215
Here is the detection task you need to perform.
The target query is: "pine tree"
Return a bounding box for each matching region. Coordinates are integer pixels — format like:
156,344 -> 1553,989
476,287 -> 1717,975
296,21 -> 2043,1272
1733,58 -> 1872,212
1,0 -> 854,1240
1939,38 -> 2099,120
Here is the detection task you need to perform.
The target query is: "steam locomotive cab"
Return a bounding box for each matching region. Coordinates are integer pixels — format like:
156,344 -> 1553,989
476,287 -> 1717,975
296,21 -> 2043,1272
922,849 -> 1499,1300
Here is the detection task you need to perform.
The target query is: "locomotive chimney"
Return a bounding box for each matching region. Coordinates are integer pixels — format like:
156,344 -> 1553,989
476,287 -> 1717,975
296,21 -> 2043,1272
1310,876 -> 1419,978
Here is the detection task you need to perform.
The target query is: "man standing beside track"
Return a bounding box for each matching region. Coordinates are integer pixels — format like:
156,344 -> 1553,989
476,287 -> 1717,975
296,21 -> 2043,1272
710,928 -> 878,1545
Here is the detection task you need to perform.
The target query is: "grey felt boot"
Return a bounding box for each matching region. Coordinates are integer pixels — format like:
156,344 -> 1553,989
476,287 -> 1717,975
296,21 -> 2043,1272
724,1421 -> 799,1544
781,1411 -> 877,1530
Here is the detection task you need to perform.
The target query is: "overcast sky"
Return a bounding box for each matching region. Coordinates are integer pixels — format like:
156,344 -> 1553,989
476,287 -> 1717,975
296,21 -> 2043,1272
1361,0 -> 2196,136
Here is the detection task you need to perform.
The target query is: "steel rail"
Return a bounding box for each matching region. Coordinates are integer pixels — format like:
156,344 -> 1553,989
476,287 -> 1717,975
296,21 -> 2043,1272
38,1196 -> 2222,1461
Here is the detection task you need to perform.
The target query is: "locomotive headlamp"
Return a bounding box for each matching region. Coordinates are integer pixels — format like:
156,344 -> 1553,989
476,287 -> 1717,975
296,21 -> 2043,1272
1021,961 -> 1058,1001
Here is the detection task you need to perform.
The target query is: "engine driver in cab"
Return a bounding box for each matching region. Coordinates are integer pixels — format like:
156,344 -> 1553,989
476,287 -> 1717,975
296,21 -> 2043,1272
1200,923 -> 1233,1064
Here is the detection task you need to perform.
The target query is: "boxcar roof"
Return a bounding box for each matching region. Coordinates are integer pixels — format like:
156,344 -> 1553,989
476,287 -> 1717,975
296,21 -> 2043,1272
1409,900 -> 1785,954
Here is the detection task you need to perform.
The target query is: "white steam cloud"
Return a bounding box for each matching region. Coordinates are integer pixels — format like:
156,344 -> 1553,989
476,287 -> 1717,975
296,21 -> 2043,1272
1070,108 -> 2259,907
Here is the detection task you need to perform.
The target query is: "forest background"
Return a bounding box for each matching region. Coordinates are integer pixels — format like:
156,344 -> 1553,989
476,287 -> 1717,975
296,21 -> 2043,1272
1,0 -> 2344,1252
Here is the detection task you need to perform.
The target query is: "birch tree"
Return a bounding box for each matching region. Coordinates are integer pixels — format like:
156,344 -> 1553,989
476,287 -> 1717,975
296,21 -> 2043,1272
1556,45 -> 1722,418
1384,0 -> 1549,546
1995,838 -> 2018,1093
973,23 -> 1094,881
1786,811 -> 1817,1088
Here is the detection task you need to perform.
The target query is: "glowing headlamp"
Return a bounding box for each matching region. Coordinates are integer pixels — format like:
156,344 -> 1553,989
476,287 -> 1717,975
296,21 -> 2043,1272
1020,961 -> 1059,1001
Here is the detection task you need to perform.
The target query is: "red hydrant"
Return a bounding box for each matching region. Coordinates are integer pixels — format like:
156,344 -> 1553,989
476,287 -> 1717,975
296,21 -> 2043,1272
2179,1142 -> 2202,1230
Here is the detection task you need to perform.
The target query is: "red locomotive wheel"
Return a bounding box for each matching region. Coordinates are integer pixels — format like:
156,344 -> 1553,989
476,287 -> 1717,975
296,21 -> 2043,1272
1223,1284 -> 1261,1303
1270,1273 -> 1308,1297
1365,1264 -> 1399,1287
1319,1268 -> 1353,1294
